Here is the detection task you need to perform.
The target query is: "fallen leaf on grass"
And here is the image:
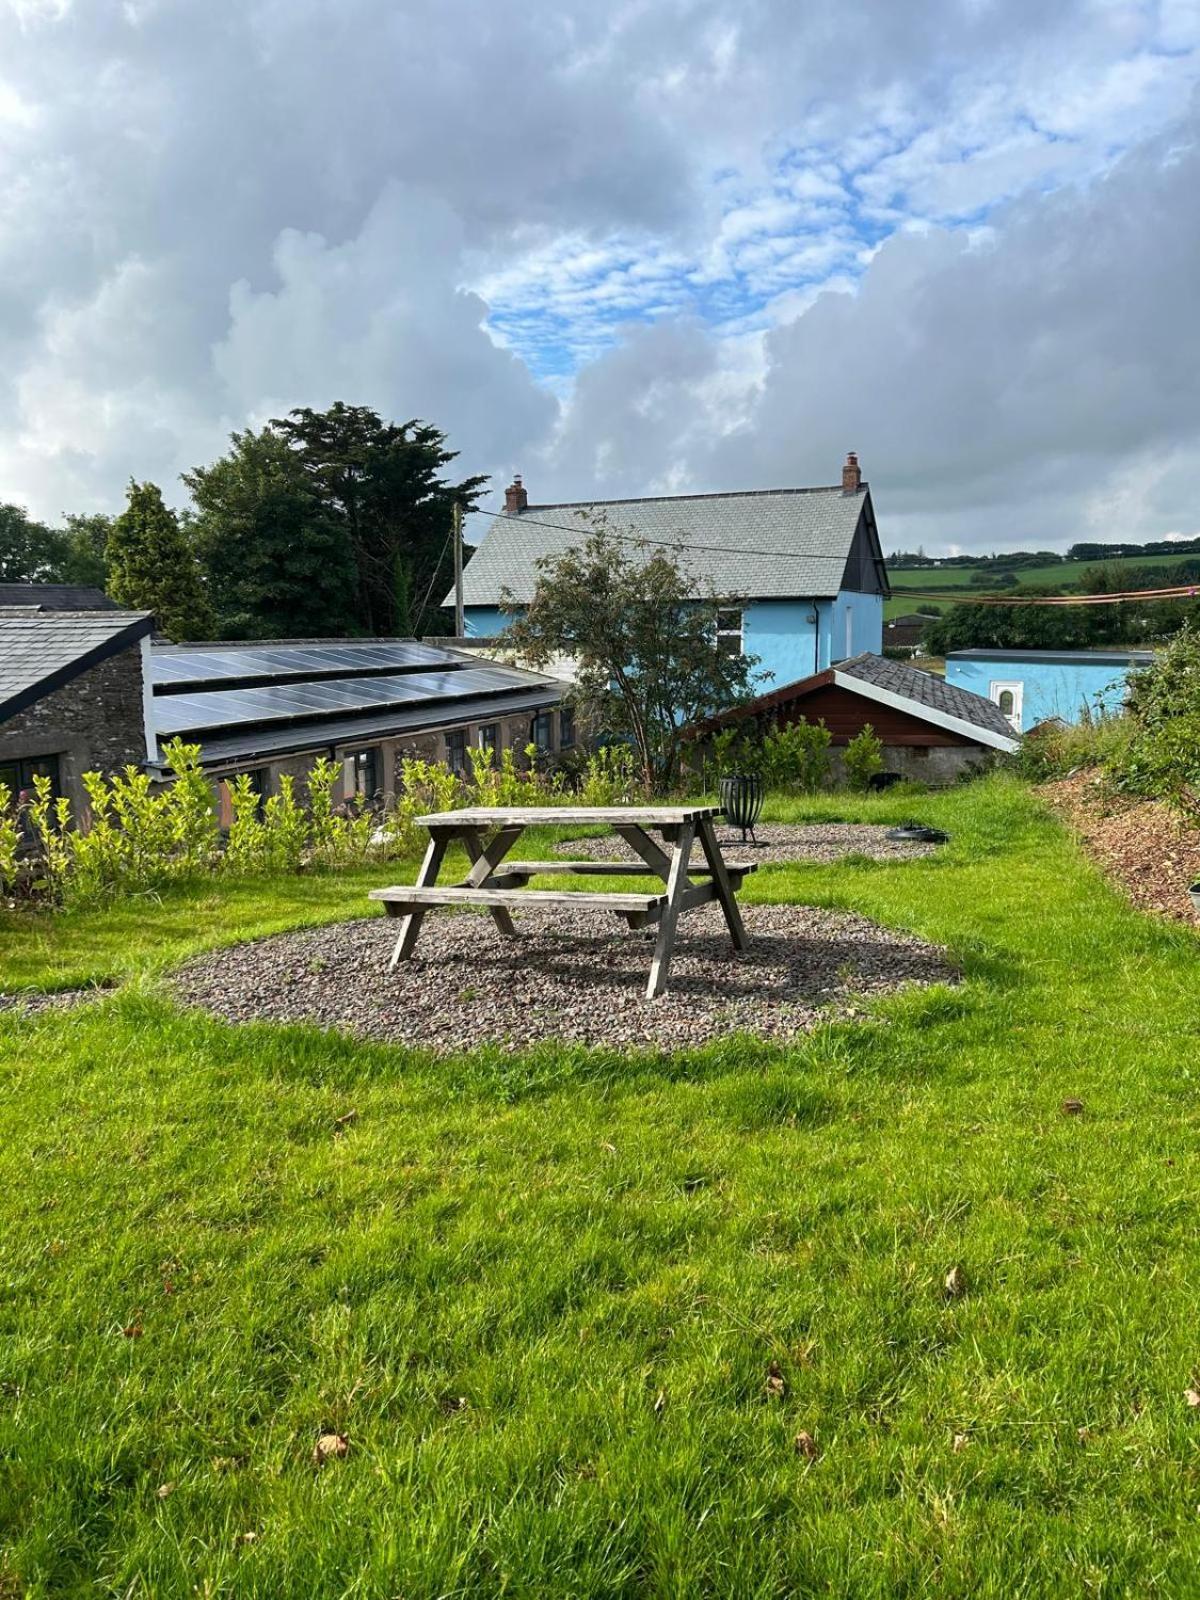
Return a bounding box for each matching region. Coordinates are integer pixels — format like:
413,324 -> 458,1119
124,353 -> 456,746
122,1320 -> 143,1339
765,1361 -> 787,1401
313,1432 -> 349,1466
235,1531 -> 258,1546
793,1431 -> 818,1459
155,1482 -> 175,1500
943,1265 -> 968,1300
952,1433 -> 970,1453
1185,1389 -> 1200,1409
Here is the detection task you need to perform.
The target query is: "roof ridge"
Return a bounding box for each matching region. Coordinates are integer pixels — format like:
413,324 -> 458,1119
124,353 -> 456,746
521,484 -> 867,512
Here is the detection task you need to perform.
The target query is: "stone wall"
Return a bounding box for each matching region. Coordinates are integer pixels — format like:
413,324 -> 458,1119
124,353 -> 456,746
0,644 -> 147,811
829,742 -> 992,786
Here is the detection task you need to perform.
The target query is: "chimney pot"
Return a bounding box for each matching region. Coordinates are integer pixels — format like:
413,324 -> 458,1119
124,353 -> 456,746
842,452 -> 862,493
504,474 -> 528,514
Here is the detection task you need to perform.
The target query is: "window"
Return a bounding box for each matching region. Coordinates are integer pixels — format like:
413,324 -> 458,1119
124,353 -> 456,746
445,729 -> 468,774
0,754 -> 61,803
559,705 -> 576,748
344,746 -> 380,801
989,680 -> 1024,732
531,710 -> 553,753
715,607 -> 743,657
477,723 -> 498,755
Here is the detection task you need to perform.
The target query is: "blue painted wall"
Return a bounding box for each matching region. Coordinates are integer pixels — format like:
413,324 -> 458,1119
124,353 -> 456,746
946,653 -> 1149,730
464,605 -> 508,638
465,591 -> 883,689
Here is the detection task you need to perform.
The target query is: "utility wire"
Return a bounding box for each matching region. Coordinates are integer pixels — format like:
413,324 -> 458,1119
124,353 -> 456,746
465,503 -> 1200,608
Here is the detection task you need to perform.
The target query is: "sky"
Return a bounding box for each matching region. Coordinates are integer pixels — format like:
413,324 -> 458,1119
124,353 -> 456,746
1,0 -> 1199,555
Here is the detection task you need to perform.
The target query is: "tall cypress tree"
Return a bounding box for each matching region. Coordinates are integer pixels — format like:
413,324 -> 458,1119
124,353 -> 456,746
270,404 -> 486,636
107,480 -> 213,641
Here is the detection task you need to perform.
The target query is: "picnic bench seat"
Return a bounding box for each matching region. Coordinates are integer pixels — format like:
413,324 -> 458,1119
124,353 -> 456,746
371,804 -> 753,999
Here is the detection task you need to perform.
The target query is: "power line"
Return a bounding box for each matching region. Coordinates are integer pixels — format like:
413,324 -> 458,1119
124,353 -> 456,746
465,503 -> 1200,608
464,502 -> 849,562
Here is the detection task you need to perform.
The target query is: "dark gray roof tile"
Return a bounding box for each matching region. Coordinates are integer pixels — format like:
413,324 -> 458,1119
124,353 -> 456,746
455,485 -> 869,606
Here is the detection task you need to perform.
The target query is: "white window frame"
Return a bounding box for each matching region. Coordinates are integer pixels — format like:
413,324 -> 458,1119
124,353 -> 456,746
716,607 -> 743,657
989,680 -> 1024,732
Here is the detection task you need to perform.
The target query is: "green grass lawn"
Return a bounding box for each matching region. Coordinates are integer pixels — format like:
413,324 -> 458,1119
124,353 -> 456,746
4,776 -> 1200,1597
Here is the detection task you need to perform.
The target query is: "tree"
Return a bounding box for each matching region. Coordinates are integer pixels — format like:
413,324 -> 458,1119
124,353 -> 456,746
270,404 -> 486,636
0,503 -> 69,583
107,481 -> 213,641
61,513 -> 112,589
184,428 -> 358,639
501,518 -> 763,793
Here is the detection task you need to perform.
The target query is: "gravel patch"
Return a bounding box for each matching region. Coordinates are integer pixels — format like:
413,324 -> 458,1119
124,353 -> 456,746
0,988 -> 97,1017
553,822 -> 942,867
171,902 -> 956,1054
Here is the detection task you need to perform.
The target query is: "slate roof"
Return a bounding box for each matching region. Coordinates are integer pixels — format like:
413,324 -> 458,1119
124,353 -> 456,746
835,653 -> 1016,740
0,583 -> 116,611
455,485 -> 871,606
0,608 -> 153,719
691,651 -> 1018,750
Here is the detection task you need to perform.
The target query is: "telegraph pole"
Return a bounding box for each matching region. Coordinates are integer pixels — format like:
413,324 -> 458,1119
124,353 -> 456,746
452,500 -> 465,638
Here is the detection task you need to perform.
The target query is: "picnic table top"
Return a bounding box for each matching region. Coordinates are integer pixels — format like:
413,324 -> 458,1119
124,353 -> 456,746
415,803 -> 724,828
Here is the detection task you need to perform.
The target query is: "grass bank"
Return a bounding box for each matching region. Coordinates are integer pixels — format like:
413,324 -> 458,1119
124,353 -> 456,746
2,775 -> 1200,1596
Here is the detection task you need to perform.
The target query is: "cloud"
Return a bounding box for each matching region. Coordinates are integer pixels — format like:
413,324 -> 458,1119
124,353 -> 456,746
550,102 -> 1200,548
0,0 -> 1198,556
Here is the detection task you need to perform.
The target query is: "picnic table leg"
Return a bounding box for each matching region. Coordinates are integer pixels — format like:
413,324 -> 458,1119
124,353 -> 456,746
697,815 -> 749,952
460,827 -> 520,938
389,831 -> 448,968
645,819 -> 696,1000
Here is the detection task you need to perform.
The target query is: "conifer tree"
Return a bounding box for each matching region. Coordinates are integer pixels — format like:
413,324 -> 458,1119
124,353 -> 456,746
107,480 -> 213,641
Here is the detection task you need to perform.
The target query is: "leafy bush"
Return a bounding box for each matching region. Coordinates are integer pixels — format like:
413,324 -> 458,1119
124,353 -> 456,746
579,744 -> 637,805
708,719 -> 832,793
843,725 -> 884,791
761,721 -> 832,792
1100,629 -> 1200,814
0,783 -> 18,888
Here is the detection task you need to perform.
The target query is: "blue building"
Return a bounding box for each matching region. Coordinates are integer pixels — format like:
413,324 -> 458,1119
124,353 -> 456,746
453,454 -> 888,687
945,648 -> 1157,733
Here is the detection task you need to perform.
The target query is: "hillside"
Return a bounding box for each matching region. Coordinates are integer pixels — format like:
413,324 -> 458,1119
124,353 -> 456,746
883,549 -> 1197,619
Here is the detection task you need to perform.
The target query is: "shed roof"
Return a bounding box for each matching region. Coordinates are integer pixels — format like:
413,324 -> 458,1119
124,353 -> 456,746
947,648 -> 1157,667
0,583 -> 117,611
455,485 -> 873,606
0,608 -> 153,719
691,651 -> 1018,752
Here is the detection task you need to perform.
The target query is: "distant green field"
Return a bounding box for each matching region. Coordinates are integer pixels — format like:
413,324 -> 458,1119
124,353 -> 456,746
883,550 -> 1197,619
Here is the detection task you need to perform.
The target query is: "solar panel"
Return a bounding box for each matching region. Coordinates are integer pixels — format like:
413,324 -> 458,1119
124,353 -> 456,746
155,663 -> 537,735
152,639 -> 459,687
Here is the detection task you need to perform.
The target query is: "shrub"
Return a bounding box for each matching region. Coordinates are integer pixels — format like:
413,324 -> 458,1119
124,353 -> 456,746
843,725 -> 884,791
579,744 -> 637,805
708,720 -> 831,793
0,784 -> 18,888
760,721 -> 832,793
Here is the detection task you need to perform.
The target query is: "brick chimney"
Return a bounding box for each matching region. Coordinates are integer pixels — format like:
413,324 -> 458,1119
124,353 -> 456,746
504,474 -> 528,514
842,452 -> 862,493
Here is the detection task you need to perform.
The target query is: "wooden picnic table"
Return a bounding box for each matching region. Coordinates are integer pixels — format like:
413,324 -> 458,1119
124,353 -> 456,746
369,804 -> 757,1000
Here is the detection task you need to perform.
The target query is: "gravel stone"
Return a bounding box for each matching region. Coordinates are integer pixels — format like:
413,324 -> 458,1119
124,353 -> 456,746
0,989 -> 95,1017
171,902 -> 956,1054
554,823 -> 941,867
